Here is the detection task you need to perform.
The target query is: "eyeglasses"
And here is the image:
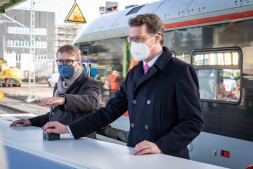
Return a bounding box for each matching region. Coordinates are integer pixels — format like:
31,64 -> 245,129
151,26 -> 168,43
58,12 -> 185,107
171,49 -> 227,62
127,34 -> 159,43
126,36 -> 146,43
56,59 -> 79,66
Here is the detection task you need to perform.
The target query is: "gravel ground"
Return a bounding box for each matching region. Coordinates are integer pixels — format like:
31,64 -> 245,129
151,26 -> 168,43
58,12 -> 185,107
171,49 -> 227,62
0,97 -> 49,121
0,100 -> 48,115
0,105 -> 23,115
0,82 -> 53,102
0,82 -> 51,117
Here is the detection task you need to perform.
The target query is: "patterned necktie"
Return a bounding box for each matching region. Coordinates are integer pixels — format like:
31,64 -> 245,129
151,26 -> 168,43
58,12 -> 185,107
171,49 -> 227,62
144,64 -> 150,74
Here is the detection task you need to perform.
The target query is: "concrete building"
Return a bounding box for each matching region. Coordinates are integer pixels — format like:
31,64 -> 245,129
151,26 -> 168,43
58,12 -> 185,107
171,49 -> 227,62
55,24 -> 78,50
0,9 -> 55,76
54,24 -> 78,73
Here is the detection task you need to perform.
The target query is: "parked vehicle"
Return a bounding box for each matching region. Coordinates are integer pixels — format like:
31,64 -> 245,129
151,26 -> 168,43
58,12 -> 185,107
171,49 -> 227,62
48,73 -> 59,87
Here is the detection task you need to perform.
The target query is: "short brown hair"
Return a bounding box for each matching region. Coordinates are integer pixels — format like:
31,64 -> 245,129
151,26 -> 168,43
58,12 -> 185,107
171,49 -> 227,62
56,45 -> 81,60
128,13 -> 164,45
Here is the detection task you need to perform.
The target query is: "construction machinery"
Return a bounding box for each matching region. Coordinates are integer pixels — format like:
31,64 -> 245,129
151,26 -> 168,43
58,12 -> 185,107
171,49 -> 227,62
0,59 -> 23,87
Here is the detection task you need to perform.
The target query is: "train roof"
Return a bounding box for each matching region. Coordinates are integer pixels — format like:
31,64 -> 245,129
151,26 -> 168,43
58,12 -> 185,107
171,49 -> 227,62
73,0 -> 253,44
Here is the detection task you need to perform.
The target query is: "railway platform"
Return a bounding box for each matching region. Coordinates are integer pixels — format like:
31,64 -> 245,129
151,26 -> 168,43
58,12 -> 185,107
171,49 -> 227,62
0,117 -> 228,169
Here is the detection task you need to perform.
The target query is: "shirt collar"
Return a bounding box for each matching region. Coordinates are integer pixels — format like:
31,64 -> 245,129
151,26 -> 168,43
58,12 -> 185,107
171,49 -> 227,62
143,50 -> 163,68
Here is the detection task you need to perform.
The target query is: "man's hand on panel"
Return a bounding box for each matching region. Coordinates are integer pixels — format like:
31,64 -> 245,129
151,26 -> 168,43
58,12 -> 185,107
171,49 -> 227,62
10,119 -> 32,127
132,140 -> 162,155
42,121 -> 69,134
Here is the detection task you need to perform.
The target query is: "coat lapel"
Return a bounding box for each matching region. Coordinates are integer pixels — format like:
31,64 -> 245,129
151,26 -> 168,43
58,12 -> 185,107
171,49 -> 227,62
133,47 -> 173,93
133,62 -> 144,86
136,66 -> 158,87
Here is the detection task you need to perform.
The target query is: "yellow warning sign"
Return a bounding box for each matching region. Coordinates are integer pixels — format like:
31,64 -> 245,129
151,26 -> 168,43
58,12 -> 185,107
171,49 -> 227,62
65,2 -> 86,24
0,90 -> 4,102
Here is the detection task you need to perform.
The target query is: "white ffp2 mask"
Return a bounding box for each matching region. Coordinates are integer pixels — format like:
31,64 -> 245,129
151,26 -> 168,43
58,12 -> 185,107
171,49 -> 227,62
130,35 -> 156,61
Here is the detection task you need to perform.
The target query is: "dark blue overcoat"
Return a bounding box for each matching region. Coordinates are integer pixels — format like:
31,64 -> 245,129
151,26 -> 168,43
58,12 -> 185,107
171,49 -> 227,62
70,47 -> 204,159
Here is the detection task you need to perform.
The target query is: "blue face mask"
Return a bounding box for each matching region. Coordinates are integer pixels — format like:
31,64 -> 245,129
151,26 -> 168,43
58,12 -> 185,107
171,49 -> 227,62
58,64 -> 75,79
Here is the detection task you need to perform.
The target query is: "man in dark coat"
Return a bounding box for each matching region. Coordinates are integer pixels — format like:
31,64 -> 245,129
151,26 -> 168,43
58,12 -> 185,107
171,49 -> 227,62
42,14 -> 204,159
10,45 -> 100,138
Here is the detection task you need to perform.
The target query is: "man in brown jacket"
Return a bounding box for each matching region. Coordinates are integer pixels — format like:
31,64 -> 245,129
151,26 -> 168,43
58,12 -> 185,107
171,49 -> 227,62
10,45 -> 100,138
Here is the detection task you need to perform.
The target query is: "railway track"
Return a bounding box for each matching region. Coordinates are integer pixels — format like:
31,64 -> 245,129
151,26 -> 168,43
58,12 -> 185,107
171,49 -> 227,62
0,103 -> 37,122
0,99 -> 47,117
0,103 -> 30,114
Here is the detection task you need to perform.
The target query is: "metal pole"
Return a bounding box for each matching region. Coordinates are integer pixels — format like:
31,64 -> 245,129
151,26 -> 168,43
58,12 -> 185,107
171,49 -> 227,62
2,36 -> 5,58
27,0 -> 36,102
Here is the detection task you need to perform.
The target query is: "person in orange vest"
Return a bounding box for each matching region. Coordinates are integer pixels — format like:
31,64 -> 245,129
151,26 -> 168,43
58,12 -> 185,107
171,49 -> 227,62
108,69 -> 122,97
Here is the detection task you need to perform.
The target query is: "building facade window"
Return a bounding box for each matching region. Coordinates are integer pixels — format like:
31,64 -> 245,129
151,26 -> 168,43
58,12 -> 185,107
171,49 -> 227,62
35,54 -> 47,60
8,40 -> 12,47
7,27 -> 47,35
8,40 -> 47,48
16,53 -> 21,62
15,53 -> 47,62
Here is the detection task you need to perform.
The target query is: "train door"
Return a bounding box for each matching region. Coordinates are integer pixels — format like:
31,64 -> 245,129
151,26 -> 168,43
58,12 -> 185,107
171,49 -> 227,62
81,48 -> 89,75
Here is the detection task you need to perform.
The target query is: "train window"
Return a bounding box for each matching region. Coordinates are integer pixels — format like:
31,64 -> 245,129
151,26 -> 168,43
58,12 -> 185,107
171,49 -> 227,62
82,50 -> 88,56
193,52 -> 239,66
126,5 -> 144,16
192,48 -> 241,103
178,51 -> 190,64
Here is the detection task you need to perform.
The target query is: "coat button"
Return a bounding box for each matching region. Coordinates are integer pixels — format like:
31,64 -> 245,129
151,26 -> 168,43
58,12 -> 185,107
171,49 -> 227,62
132,100 -> 136,104
147,100 -> 151,104
131,123 -> 135,128
145,124 -> 149,129
51,112 -> 54,116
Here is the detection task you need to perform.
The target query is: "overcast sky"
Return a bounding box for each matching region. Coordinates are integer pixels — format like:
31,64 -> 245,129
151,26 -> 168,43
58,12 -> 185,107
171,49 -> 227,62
14,0 -> 161,25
